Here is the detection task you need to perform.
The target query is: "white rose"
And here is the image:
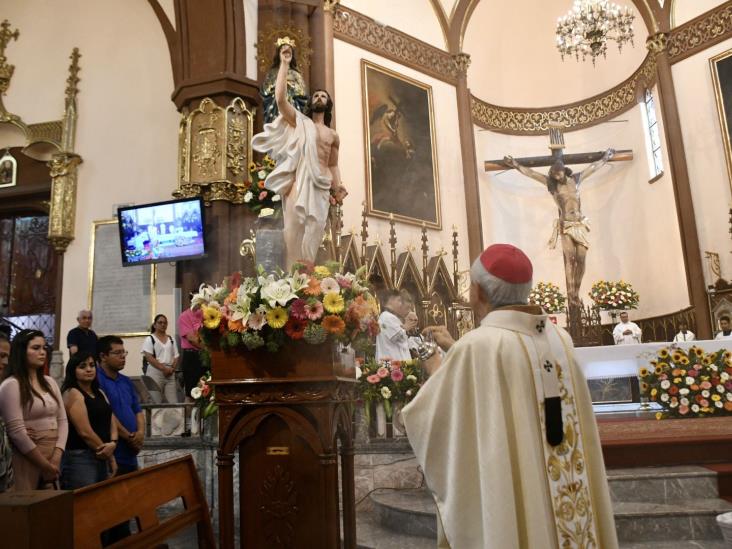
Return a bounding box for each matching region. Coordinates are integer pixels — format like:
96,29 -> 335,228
717,385 -> 725,393
680,397 -> 689,406
715,401 -> 723,408
380,386 -> 392,399
355,366 -> 362,379
258,170 -> 267,179
191,387 -> 202,399
661,380 -> 670,389
244,191 -> 253,203
727,393 -> 732,401
685,376 -> 695,385
691,404 -> 700,413
722,372 -> 730,381
679,388 -> 689,395
272,194 -> 281,202
702,390 -> 710,398
660,393 -> 669,402
670,401 -> 679,408
259,207 -> 275,218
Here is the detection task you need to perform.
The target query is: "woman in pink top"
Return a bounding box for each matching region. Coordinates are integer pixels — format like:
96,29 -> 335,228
0,330 -> 68,489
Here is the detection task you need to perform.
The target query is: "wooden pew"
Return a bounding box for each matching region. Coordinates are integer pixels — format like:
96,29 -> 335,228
73,455 -> 215,549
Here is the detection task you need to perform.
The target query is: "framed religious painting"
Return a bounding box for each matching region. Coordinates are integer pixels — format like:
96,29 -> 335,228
0,149 -> 18,188
361,60 -> 441,229
710,48 -> 732,193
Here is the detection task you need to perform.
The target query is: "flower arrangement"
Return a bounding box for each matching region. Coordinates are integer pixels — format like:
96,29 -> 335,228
639,346 -> 732,419
589,280 -> 639,310
192,261 -> 380,353
190,371 -> 218,419
245,156 -> 281,218
528,282 -> 566,314
357,357 -> 425,420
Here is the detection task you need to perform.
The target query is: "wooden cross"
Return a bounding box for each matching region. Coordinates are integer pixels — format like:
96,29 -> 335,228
484,123 -> 633,172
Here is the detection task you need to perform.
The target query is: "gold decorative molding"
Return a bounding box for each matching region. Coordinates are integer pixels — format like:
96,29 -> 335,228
646,32 -> 668,54
333,6 -> 458,85
47,153 -> 82,252
174,96 -> 254,204
0,19 -> 20,119
322,0 -> 340,13
471,53 -> 657,135
668,3 -> 732,63
452,52 -> 471,76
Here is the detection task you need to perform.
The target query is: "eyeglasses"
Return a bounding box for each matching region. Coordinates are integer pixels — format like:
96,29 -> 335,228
108,350 -> 128,356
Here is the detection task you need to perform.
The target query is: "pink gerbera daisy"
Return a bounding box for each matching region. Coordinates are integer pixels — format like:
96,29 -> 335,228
304,300 -> 324,321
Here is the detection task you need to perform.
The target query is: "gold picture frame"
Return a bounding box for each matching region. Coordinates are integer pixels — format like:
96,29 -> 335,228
362,60 -> 442,229
0,149 -> 18,189
87,219 -> 157,337
710,48 -> 732,194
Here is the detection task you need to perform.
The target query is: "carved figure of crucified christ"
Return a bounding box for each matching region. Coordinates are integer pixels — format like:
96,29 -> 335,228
503,149 -> 614,308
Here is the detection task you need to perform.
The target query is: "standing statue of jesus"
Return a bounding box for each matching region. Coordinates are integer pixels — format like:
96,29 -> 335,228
252,44 -> 348,267
503,149 -> 614,308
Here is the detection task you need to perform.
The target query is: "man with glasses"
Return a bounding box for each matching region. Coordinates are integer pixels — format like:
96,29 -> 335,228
67,309 -> 98,358
96,335 -> 144,542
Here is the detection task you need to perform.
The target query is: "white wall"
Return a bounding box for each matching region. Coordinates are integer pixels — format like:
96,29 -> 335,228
673,37 -> 732,284
463,0 -> 648,107
476,101 -> 689,319
340,0 -> 446,50
1,0 -> 181,373
672,0 -> 726,28
334,39 -> 471,279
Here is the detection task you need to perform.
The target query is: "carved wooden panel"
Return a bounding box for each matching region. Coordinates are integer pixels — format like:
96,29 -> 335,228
7,215 -> 57,315
238,414 -> 322,547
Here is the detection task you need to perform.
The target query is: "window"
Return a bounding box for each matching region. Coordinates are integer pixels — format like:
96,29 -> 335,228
641,88 -> 664,181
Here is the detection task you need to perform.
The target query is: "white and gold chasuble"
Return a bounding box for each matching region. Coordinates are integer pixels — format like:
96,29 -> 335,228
402,309 -> 618,549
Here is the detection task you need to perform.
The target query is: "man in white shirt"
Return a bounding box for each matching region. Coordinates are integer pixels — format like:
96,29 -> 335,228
673,321 -> 695,342
375,289 -> 417,361
613,311 -> 642,345
715,315 -> 732,340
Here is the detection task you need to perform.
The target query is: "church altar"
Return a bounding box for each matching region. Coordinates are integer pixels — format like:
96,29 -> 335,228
575,339 -> 731,379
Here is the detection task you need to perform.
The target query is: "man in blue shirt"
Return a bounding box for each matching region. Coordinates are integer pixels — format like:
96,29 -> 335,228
97,335 -> 144,474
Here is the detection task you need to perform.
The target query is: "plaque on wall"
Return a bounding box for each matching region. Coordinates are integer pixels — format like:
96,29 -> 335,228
87,219 -> 156,336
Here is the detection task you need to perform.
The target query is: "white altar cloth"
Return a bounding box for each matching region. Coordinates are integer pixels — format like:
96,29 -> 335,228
574,340 -> 732,379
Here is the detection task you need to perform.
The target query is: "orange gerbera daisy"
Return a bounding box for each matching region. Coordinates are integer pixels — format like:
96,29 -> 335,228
321,315 -> 346,335
228,318 -> 245,333
304,277 -> 322,296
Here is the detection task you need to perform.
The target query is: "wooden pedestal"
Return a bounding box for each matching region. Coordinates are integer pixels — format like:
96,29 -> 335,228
211,342 -> 356,549
0,490 -> 73,549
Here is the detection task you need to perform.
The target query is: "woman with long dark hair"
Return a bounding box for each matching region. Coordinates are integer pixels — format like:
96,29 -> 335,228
60,352 -> 117,489
0,330 -> 68,489
141,314 -> 180,403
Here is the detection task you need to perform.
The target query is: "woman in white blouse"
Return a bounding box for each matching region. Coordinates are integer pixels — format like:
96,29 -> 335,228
142,314 -> 180,403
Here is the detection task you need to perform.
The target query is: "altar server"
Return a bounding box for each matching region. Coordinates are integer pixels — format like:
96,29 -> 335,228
402,244 -> 618,549
715,315 -> 732,340
672,321 -> 695,342
613,312 -> 642,345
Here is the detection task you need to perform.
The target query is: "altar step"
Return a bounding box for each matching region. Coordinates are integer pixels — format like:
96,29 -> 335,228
359,466 -> 732,547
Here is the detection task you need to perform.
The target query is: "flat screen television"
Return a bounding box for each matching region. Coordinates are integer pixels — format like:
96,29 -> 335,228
117,197 -> 206,267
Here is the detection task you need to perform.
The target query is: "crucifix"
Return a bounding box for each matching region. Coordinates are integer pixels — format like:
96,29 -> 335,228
485,123 -> 632,331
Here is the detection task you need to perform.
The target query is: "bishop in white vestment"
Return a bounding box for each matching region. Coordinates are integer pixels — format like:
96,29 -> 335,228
402,244 -> 618,549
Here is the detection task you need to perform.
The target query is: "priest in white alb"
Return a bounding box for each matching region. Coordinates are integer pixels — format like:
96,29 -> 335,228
613,311 -> 642,345
402,243 -> 618,549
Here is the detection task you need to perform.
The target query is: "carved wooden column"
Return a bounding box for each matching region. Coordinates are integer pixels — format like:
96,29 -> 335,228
648,33 -> 713,338
453,53 -> 483,261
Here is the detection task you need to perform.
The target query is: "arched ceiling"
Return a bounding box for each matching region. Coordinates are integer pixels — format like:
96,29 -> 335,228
463,0 -> 651,107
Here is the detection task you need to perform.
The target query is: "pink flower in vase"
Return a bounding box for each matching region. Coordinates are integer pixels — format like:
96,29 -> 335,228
304,300 -> 324,320
377,366 -> 389,378
391,369 -> 404,382
259,191 -> 268,201
679,405 -> 689,415
289,298 -> 308,320
367,374 -> 381,384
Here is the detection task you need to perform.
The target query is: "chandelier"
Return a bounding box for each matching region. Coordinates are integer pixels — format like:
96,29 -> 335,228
555,0 -> 635,65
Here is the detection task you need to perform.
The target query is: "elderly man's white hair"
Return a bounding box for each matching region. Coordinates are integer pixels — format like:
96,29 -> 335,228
470,256 -> 532,308
77,309 -> 92,318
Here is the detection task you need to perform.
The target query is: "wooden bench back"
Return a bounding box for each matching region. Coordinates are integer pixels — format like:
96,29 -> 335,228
73,455 -> 215,549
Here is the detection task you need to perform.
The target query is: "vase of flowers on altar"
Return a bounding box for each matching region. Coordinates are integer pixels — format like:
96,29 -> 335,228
189,370 -> 218,439
639,345 -> 732,419
528,282 -> 566,315
244,156 -> 282,218
588,280 -> 639,322
191,261 -> 380,378
356,357 -> 425,438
